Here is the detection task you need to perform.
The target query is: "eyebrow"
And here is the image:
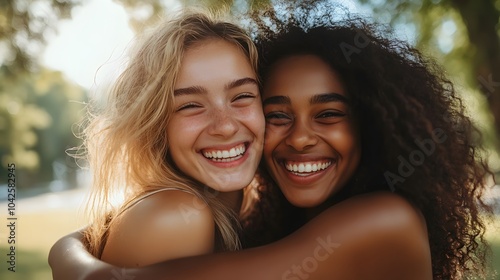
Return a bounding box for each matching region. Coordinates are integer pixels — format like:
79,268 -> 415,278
174,77 -> 258,97
225,77 -> 258,91
263,92 -> 348,106
310,93 -> 348,105
262,96 -> 291,106
174,86 -> 206,96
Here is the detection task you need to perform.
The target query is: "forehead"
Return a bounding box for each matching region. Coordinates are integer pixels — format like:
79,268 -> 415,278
175,39 -> 255,88
263,55 -> 346,99
183,39 -> 245,63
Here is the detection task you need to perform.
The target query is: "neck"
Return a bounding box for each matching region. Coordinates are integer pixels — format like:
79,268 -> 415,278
304,203 -> 329,221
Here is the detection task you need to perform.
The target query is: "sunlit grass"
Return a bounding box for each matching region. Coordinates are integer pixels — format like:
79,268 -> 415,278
485,216 -> 500,279
489,241 -> 500,279
0,247 -> 51,280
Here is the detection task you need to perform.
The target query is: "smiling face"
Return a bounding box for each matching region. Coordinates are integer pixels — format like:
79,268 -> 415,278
167,39 -> 265,192
262,55 -> 361,208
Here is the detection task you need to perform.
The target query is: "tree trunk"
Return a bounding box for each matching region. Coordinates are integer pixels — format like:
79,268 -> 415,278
449,0 -> 500,141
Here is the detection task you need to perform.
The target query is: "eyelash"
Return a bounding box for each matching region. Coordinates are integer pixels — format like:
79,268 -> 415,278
266,112 -> 290,118
265,110 -> 346,126
233,92 -> 256,101
265,112 -> 292,126
176,102 -> 200,112
176,93 -> 256,112
316,110 -> 346,118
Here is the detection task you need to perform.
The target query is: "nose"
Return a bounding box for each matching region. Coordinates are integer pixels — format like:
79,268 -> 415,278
284,119 -> 318,151
207,107 -> 239,138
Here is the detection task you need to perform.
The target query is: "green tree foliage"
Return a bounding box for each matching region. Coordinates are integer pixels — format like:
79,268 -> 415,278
0,0 -> 85,189
0,0 -> 81,74
356,0 -> 500,150
113,0 -> 166,32
0,67 -> 86,189
114,0 -> 271,32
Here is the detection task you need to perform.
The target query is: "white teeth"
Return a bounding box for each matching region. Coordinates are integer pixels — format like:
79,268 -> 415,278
285,161 -> 332,174
305,164 -> 312,172
203,145 -> 246,160
298,164 -> 305,172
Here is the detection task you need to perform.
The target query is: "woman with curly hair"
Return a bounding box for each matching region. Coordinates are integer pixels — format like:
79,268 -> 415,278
49,1 -> 493,279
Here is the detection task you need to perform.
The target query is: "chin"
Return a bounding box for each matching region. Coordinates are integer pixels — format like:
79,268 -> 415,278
211,178 -> 252,193
286,194 -> 325,208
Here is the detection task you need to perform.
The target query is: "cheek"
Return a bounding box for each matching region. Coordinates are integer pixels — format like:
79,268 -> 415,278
323,122 -> 361,156
263,125 -> 284,159
166,117 -> 206,153
237,104 -> 266,137
168,115 -> 206,134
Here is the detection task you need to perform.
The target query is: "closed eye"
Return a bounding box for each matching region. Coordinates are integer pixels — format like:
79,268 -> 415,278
316,110 -> 346,118
315,110 -> 346,124
233,92 -> 257,102
232,92 -> 258,108
176,102 -> 202,112
265,111 -> 292,126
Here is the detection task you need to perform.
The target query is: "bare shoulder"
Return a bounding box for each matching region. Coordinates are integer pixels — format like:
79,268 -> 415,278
305,192 -> 433,279
120,189 -> 214,228
336,191 -> 427,228
101,189 -> 215,267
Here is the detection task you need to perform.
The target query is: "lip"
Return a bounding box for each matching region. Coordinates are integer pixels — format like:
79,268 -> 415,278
199,142 -> 251,169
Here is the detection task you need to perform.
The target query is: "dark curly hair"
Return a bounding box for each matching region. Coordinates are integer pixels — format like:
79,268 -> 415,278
240,1 -> 494,279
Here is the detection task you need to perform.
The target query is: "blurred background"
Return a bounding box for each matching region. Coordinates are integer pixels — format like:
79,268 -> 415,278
0,0 -> 499,279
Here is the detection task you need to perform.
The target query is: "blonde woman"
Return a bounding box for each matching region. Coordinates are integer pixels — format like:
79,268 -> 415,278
73,10 -> 264,268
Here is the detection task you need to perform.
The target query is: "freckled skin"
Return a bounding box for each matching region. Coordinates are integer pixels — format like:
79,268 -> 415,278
263,55 -> 361,208
168,39 -> 265,193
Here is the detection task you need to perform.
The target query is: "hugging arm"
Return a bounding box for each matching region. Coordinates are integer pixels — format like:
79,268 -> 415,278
48,231 -> 110,280
50,192 -> 432,280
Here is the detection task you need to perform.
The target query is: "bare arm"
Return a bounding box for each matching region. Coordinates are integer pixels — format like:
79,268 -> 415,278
49,231 -> 111,280
50,192 -> 433,280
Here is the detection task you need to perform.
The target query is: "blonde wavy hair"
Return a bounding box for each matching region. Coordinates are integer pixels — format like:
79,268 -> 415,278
80,10 -> 258,257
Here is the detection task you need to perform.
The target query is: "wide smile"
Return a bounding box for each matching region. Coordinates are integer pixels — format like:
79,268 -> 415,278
277,158 -> 336,185
201,143 -> 247,163
284,160 -> 332,176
